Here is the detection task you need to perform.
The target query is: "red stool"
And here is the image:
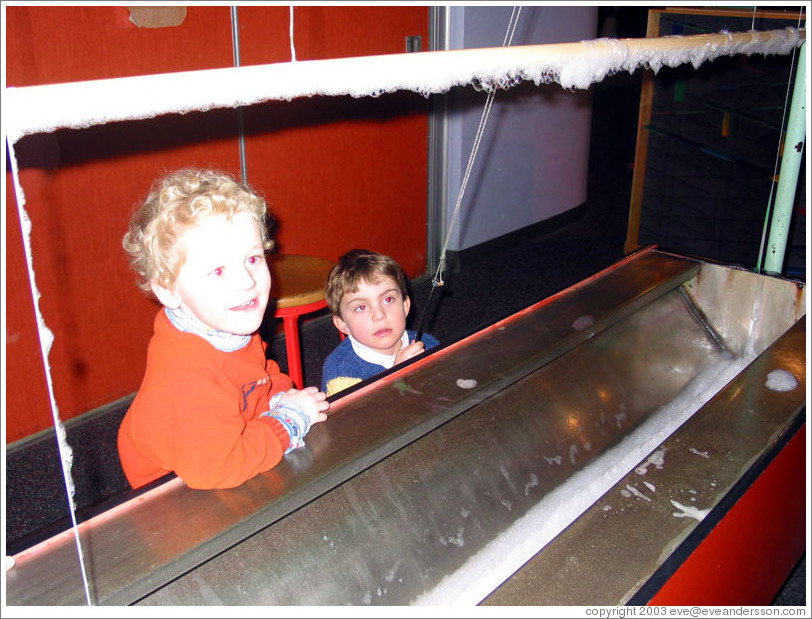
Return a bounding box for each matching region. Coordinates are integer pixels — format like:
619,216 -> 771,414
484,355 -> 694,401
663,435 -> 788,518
269,254 -> 336,389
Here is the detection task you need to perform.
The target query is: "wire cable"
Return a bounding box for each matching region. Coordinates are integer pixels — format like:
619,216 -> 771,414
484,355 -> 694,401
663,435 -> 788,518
415,7 -> 523,340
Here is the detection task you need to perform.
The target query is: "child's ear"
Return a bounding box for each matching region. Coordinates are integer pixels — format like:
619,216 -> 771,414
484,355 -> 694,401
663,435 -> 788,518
403,295 -> 411,316
151,281 -> 181,309
332,314 -> 350,336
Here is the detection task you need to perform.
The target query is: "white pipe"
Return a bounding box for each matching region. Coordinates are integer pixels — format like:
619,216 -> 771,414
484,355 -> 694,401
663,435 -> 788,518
764,41 -> 806,275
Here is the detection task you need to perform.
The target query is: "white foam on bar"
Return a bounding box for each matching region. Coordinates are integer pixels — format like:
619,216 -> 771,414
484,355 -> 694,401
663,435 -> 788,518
3,28 -> 803,143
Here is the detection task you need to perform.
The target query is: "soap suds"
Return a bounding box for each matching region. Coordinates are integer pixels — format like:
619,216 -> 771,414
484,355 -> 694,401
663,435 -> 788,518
671,500 -> 710,521
765,368 -> 798,392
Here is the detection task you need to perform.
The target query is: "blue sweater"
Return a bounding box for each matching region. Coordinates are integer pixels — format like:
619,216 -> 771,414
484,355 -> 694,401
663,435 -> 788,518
321,330 -> 439,396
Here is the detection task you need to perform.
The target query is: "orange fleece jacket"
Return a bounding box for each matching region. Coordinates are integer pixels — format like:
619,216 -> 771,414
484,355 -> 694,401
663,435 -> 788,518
118,310 -> 293,490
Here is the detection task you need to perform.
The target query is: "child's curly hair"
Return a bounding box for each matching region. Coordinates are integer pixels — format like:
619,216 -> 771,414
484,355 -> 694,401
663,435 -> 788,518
325,249 -> 409,316
123,168 -> 274,295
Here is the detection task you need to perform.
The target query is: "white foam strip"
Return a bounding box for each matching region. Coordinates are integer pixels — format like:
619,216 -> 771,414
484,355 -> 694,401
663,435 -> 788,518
4,28 -> 803,143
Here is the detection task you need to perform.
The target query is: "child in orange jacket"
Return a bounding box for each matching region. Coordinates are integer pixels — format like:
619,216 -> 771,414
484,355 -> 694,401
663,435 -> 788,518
117,168 -> 329,490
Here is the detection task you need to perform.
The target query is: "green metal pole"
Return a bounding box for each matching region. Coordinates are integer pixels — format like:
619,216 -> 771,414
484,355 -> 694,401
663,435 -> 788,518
764,41 -> 806,275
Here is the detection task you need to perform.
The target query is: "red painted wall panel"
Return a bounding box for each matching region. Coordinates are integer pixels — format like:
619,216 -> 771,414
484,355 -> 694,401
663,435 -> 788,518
4,6 -> 429,442
240,93 -> 429,268
235,5 -> 430,270
5,179 -> 53,440
5,6 -> 234,83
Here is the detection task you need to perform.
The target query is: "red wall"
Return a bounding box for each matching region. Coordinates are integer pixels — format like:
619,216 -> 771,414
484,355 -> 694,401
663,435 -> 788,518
5,6 -> 430,442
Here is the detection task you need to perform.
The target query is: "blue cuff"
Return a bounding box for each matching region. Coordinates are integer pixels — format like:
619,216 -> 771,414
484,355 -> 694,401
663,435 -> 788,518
263,392 -> 312,453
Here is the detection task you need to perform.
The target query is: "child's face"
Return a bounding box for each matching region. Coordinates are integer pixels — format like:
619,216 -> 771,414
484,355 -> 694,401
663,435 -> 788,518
333,275 -> 411,356
153,212 -> 270,336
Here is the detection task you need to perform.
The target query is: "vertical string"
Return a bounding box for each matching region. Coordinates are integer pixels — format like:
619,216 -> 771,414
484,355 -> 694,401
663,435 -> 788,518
432,5 -> 523,287
7,137 -> 94,605
503,5 -> 522,46
415,7 -> 523,339
290,6 -> 297,62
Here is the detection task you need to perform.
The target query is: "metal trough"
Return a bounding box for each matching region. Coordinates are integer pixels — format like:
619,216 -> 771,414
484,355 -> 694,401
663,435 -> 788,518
5,247 -> 806,606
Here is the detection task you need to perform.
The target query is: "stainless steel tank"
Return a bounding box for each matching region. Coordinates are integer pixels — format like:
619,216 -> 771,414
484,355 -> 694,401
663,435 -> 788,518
6,247 -> 806,606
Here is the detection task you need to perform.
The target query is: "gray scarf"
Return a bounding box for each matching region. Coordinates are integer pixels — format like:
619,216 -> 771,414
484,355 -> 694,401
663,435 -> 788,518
165,307 -> 251,352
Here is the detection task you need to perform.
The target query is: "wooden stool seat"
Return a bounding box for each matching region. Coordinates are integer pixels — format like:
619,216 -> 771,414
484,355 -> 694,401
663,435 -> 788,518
269,254 -> 336,389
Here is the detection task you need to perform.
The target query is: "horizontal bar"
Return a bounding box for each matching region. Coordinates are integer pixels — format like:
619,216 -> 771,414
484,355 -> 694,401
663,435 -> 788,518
4,28 -> 804,142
